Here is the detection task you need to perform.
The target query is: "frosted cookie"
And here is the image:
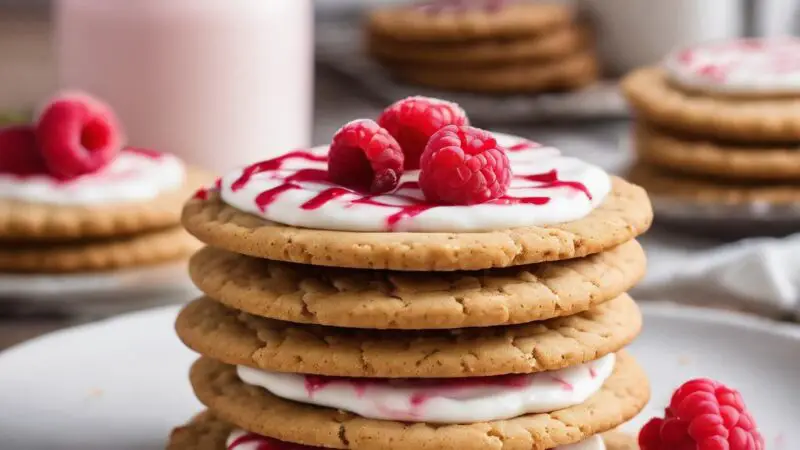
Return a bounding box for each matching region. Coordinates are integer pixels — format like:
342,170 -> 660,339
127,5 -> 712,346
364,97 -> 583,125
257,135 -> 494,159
628,163 -> 800,205
183,125 -> 652,271
663,38 -> 800,97
175,294 -> 641,378
0,226 -> 200,273
189,240 -> 646,329
368,25 -> 589,67
367,1 -> 572,43
388,51 -> 599,93
623,39 -> 800,143
189,352 -> 648,450
635,125 -> 800,181
0,93 -> 210,241
167,411 -> 639,450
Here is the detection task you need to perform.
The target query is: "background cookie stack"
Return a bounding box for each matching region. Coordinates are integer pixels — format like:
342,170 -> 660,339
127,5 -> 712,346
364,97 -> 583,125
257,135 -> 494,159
623,38 -> 800,215
168,149 -> 653,449
366,0 -> 598,93
0,95 -> 205,277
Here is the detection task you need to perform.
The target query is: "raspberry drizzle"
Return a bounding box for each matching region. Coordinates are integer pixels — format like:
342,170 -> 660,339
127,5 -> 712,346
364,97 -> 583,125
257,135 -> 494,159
231,151 -> 327,192
225,148 -> 592,230
193,177 -> 222,200
227,433 -> 321,450
303,372 -> 533,400
507,140 -> 542,152
522,170 -> 593,200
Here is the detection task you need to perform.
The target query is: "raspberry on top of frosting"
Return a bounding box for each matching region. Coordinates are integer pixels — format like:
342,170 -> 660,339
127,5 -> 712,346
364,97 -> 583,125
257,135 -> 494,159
0,91 -> 186,205
214,96 -> 611,233
664,38 -> 800,95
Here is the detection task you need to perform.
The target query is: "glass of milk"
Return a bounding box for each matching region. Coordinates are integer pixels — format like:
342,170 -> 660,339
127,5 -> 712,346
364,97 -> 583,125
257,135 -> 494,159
581,0 -> 744,75
55,0 -> 313,172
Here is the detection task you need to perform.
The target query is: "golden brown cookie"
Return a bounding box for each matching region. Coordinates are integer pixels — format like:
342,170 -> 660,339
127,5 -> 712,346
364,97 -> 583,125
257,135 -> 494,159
0,167 -> 210,241
175,294 -> 641,378
367,2 -> 572,43
182,177 -> 652,272
190,352 -> 649,450
622,66 -> 800,143
166,411 -> 639,450
0,226 -> 200,273
388,51 -> 599,93
189,240 -> 646,329
368,25 -> 589,67
167,411 -> 232,450
628,162 -> 800,205
635,125 -> 800,181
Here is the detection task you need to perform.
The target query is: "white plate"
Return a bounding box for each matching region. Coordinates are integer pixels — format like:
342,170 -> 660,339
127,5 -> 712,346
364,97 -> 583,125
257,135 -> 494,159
0,263 -> 200,317
0,303 -> 797,450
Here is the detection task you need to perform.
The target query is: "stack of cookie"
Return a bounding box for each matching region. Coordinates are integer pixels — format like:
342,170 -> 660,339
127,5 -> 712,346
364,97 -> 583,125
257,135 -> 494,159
367,0 -> 598,93
623,38 -> 800,211
168,97 -> 652,450
0,92 -> 205,276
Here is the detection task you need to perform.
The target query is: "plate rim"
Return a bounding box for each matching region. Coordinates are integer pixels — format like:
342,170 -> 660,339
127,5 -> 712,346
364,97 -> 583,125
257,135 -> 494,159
0,304 -> 182,362
639,301 -> 800,339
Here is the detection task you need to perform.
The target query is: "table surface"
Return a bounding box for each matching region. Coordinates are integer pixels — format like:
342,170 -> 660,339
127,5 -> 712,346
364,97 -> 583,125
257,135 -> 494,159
0,11 -> 794,352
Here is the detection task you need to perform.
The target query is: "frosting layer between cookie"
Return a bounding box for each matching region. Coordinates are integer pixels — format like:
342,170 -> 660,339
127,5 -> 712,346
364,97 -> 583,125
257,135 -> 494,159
218,132 -> 610,232
190,353 -> 649,450
235,353 -> 614,423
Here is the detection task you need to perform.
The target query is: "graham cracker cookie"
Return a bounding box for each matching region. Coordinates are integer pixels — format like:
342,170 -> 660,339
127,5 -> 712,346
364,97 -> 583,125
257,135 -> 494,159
368,25 -> 589,67
367,2 -> 572,43
0,167 -> 210,241
175,294 -> 641,378
190,352 -> 649,450
189,240 -> 646,329
167,411 -> 639,450
0,226 -> 200,273
389,51 -> 599,93
622,67 -> 800,143
628,163 -> 800,205
635,125 -> 800,181
182,177 -> 652,272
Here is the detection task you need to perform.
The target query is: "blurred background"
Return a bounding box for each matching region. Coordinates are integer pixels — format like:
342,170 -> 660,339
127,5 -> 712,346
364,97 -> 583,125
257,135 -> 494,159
2,0 -> 800,349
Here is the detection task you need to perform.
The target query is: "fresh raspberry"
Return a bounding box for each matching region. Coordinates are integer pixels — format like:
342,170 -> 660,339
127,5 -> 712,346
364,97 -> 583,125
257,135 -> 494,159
0,125 -> 48,176
418,125 -> 511,205
328,119 -> 404,194
36,91 -> 123,179
378,96 -> 469,170
639,378 -> 765,450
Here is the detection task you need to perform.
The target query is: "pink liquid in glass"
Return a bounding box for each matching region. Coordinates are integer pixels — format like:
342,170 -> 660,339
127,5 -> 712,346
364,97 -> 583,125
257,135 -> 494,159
55,0 -> 313,172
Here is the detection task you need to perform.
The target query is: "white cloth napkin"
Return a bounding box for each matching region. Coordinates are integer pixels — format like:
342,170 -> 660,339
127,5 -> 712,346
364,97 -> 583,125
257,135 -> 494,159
633,230 -> 800,320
